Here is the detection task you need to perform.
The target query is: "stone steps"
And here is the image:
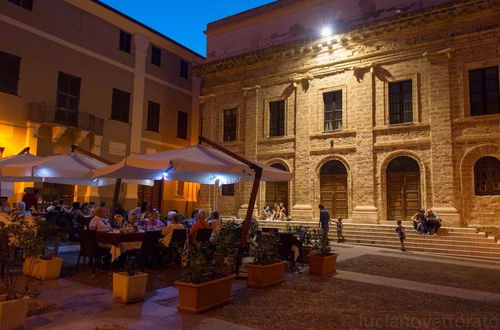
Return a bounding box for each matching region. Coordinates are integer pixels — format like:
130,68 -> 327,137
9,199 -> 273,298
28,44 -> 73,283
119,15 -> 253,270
251,220 -> 500,261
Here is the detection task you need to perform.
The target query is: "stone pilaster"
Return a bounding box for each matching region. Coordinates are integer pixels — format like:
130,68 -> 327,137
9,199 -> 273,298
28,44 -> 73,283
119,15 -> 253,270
15,121 -> 41,201
427,55 -> 461,226
291,79 -> 313,219
198,94 -> 216,211
130,33 -> 149,154
351,69 -> 378,223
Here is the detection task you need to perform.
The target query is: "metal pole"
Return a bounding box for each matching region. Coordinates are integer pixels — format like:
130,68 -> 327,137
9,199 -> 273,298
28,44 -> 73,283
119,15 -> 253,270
17,147 -> 30,155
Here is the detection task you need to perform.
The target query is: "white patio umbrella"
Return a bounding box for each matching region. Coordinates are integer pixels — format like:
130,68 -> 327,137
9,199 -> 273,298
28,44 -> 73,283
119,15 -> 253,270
1,153 -> 152,186
93,145 -> 292,184
0,153 -> 46,183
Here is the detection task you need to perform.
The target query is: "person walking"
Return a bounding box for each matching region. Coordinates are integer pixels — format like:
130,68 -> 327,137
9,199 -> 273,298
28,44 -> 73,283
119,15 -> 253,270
395,220 -> 406,252
333,218 -> 345,242
318,205 -> 330,232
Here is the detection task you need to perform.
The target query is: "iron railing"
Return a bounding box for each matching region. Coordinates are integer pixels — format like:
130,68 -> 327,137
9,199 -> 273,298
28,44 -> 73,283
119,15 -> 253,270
28,103 -> 104,135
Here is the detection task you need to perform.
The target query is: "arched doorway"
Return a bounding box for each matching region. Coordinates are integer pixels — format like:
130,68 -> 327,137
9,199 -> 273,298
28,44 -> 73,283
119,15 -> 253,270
320,160 -> 348,218
386,156 -> 420,220
265,163 -> 289,212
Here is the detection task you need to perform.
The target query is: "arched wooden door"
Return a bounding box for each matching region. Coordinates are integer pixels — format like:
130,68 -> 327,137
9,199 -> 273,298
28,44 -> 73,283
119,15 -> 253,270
265,163 -> 289,212
320,160 -> 348,218
386,156 -> 420,221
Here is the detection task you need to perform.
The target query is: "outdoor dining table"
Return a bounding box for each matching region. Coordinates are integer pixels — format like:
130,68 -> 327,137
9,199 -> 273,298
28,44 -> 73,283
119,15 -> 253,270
96,230 -> 161,261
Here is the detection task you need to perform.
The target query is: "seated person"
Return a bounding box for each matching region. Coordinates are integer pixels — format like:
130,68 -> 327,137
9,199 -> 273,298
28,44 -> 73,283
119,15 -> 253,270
260,205 -> 272,220
208,211 -> 222,245
189,209 -> 209,243
122,214 -> 140,232
411,209 -> 427,234
271,203 -> 279,220
12,201 -> 31,216
0,198 -> 10,213
277,202 -> 287,220
146,208 -> 165,228
424,209 -> 442,235
88,207 -> 111,231
160,214 -> 185,248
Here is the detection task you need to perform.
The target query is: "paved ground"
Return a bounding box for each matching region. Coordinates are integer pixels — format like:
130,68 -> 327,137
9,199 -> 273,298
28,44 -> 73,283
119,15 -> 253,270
25,243 -> 500,329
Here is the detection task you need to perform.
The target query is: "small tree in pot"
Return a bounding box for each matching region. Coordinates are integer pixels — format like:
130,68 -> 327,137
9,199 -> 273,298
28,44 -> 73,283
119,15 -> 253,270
175,242 -> 234,313
214,221 -> 240,274
308,229 -> 338,275
247,233 -> 287,288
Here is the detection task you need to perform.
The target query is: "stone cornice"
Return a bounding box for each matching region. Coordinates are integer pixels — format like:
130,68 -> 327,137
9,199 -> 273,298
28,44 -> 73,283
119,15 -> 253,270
194,0 -> 498,77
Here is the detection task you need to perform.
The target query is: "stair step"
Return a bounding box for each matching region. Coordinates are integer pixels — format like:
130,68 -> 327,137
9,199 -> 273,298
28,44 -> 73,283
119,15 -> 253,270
340,234 -> 500,248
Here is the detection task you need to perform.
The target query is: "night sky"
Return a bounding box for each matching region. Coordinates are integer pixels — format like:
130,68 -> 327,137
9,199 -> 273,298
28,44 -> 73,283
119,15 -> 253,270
99,0 -> 276,56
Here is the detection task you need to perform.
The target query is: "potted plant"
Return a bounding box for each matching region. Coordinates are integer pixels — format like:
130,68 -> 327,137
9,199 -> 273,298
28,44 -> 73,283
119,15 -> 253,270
113,257 -> 148,304
22,219 -> 63,281
247,233 -> 286,288
175,242 -> 234,313
214,221 -> 240,274
0,220 -> 45,329
308,229 -> 338,275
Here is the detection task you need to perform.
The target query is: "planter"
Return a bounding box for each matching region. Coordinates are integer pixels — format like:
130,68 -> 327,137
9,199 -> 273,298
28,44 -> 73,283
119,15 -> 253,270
22,257 -> 63,280
175,274 -> 235,313
300,247 -> 312,263
0,295 -> 30,330
113,272 -> 148,304
308,253 -> 338,275
247,260 -> 287,288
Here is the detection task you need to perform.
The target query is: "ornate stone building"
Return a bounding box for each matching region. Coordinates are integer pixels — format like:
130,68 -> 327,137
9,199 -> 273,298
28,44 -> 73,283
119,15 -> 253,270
195,0 -> 500,227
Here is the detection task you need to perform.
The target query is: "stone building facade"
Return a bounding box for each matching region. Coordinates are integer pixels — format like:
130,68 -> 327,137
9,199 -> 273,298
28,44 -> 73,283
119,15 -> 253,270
195,0 -> 500,227
0,0 -> 203,211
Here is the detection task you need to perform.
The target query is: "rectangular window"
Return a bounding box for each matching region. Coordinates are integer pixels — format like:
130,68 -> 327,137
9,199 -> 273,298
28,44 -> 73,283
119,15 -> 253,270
180,60 -> 189,78
469,66 -> 500,116
147,101 -> 160,132
55,72 -> 81,126
6,0 -> 33,10
119,30 -> 132,53
176,111 -> 188,139
269,100 -> 285,137
176,181 -> 184,197
223,108 -> 237,141
0,50 -> 21,95
323,91 -> 342,131
151,45 -> 161,66
389,80 -> 413,124
111,88 -> 130,123
221,184 -> 235,196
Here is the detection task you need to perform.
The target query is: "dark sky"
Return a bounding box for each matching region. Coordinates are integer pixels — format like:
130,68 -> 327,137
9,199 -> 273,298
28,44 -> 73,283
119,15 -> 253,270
100,0 -> 276,56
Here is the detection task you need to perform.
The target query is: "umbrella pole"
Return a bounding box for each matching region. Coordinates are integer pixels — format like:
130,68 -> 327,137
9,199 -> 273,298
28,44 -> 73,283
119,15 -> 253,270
17,147 -> 30,155
239,167 -> 262,248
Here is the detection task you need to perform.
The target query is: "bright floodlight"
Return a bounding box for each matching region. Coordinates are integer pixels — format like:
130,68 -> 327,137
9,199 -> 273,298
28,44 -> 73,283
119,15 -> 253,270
162,171 -> 169,179
321,26 -> 333,37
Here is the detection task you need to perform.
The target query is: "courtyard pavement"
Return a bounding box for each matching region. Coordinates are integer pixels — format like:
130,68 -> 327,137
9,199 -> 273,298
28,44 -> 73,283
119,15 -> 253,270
25,243 -> 500,329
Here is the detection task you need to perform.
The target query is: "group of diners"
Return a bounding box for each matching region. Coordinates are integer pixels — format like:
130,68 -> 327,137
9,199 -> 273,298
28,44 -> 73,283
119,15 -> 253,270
260,202 -> 287,220
411,209 -> 442,235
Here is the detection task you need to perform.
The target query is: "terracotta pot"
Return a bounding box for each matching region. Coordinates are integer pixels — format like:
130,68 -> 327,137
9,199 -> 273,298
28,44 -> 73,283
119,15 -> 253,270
308,253 -> 338,275
300,247 -> 312,263
175,274 -> 235,313
0,295 -> 30,330
22,257 -> 63,280
247,260 -> 287,288
113,272 -> 148,304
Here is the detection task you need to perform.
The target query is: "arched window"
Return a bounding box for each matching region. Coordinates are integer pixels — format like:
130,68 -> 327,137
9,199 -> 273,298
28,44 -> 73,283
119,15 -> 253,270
474,156 -> 500,196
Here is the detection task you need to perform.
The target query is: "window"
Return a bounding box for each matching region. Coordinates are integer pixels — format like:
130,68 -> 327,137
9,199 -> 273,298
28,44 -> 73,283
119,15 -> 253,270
323,91 -> 342,131
221,184 -> 235,196
176,111 -> 188,139
55,72 -> 81,126
0,51 -> 21,95
119,30 -> 132,53
147,101 -> 160,132
223,108 -> 237,141
111,88 -> 130,123
175,181 -> 184,197
151,45 -> 161,66
389,80 -> 413,124
269,100 -> 285,137
474,157 -> 500,196
180,60 -> 189,78
6,0 -> 32,10
469,66 -> 500,116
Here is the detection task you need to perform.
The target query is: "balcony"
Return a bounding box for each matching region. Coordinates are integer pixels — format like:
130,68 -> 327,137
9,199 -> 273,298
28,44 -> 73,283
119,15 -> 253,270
28,103 -> 104,136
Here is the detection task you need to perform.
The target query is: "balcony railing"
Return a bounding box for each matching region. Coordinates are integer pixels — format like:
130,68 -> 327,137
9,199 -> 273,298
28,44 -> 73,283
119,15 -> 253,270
28,103 -> 104,135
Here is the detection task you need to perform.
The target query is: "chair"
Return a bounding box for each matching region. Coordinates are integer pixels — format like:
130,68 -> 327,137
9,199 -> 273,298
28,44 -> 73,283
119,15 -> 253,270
76,230 -> 108,272
45,211 -> 60,227
196,228 -> 212,243
165,229 -> 188,264
139,231 -> 162,267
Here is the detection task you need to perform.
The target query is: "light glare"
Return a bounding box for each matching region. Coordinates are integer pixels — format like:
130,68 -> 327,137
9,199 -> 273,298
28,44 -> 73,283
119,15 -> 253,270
321,26 -> 333,37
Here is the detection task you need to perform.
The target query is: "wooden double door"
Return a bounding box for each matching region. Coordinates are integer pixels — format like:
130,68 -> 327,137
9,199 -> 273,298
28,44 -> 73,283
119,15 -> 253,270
320,174 -> 348,218
387,172 -> 420,221
265,181 -> 288,211
137,180 -> 163,212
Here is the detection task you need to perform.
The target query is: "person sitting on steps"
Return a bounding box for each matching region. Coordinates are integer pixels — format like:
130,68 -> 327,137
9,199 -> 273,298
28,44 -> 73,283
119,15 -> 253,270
424,209 -> 442,236
411,209 -> 427,234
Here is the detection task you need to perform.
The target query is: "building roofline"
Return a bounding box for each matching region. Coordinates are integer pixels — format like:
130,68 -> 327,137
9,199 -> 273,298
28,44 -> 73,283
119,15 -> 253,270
90,0 -> 205,59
